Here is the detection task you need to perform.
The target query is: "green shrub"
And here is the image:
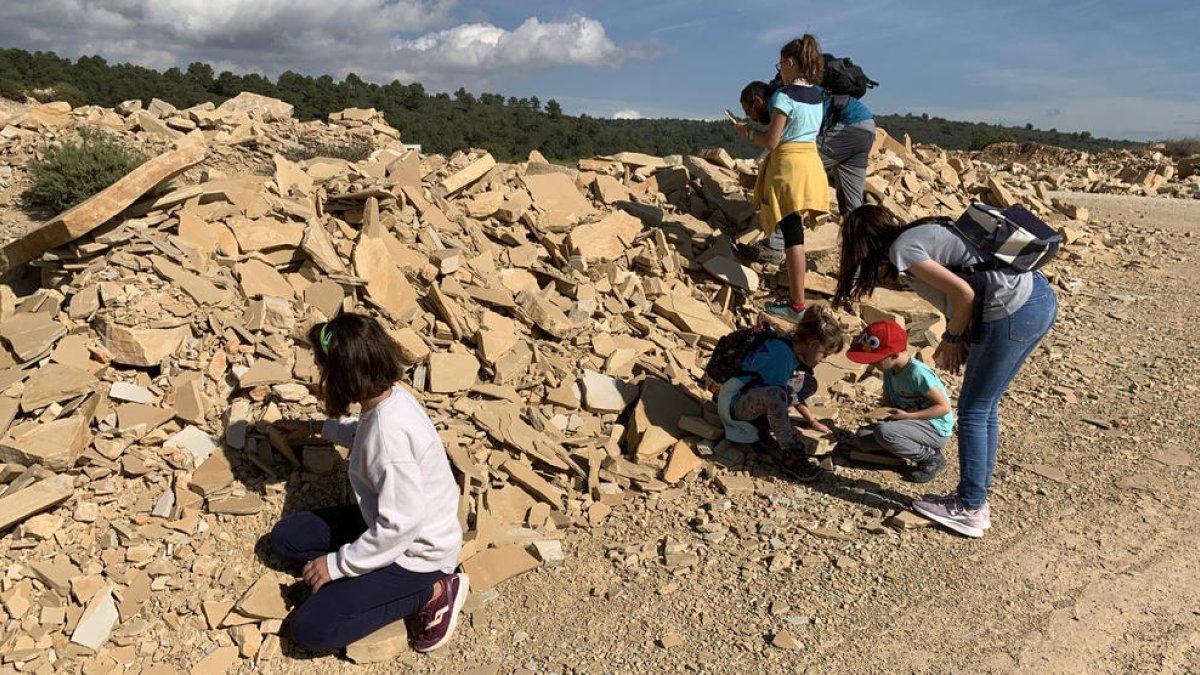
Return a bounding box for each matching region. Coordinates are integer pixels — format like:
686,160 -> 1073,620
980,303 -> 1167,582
970,128 -> 1016,151
25,128 -> 148,211
1162,138 -> 1200,159
31,82 -> 87,109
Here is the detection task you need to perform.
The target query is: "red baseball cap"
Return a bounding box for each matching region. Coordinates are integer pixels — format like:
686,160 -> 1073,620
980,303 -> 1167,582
846,320 -> 908,364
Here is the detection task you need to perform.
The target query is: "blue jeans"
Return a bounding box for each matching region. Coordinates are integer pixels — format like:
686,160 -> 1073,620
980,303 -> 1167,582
956,273 -> 1058,508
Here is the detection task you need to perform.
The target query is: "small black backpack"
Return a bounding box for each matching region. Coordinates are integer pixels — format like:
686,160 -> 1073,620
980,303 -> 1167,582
704,322 -> 784,385
822,54 -> 878,99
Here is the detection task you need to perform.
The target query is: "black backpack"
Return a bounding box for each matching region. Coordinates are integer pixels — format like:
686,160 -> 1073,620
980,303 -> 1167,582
822,54 -> 877,99
704,323 -> 785,385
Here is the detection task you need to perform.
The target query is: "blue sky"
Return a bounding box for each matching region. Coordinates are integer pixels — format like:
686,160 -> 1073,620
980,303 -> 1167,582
2,0 -> 1197,140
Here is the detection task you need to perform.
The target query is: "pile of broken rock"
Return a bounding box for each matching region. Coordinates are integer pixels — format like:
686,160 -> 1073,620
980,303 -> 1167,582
0,94 -> 1114,669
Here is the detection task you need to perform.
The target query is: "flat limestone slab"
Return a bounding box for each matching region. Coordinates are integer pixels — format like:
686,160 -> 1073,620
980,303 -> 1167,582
0,133 -> 207,274
0,474 -> 74,531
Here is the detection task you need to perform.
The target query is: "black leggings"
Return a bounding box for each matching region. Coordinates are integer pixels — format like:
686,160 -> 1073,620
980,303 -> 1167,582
779,213 -> 805,248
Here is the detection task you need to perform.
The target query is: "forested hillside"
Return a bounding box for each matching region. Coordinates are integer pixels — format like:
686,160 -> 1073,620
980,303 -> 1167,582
0,48 -> 1141,162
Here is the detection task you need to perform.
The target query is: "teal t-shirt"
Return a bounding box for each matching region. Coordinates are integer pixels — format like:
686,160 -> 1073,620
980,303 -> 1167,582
884,359 -> 955,437
741,338 -> 798,387
769,84 -> 823,143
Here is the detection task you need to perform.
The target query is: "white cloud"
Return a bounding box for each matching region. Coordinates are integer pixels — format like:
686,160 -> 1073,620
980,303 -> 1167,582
0,0 -> 456,81
612,109 -> 642,119
389,15 -> 624,86
0,3 -> 644,95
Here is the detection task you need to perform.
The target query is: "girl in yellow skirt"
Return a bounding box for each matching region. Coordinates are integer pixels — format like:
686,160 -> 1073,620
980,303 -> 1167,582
735,34 -> 831,322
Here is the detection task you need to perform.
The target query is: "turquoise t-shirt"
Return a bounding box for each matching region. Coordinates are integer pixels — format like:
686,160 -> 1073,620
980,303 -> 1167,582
741,338 -> 798,387
884,359 -> 955,437
769,84 -> 823,143
818,86 -> 873,126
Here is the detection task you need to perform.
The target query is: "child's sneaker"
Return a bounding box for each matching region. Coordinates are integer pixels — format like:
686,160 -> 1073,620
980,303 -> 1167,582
911,493 -> 988,538
412,573 -> 469,653
764,301 -> 805,323
908,451 -> 945,483
779,455 -> 823,483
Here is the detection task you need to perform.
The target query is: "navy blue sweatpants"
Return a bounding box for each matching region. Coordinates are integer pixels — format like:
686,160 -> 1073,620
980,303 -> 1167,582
270,505 -> 445,652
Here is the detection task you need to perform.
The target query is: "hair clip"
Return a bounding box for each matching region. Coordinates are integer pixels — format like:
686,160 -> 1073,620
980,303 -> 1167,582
318,325 -> 333,355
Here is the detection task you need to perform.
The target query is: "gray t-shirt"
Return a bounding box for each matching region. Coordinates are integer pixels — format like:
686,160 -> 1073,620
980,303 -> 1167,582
890,224 -> 1032,322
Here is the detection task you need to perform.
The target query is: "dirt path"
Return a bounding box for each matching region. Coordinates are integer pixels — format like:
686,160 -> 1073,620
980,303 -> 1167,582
275,191 -> 1200,675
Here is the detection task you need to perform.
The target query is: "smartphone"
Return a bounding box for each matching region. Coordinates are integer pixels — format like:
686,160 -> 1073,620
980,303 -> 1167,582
724,109 -> 740,124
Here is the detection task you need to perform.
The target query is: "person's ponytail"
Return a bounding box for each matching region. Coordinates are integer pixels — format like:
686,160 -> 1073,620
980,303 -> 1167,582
800,34 -> 823,84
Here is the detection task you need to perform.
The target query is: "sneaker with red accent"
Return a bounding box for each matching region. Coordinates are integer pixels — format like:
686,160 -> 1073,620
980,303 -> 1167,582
412,573 -> 469,653
912,493 -> 989,538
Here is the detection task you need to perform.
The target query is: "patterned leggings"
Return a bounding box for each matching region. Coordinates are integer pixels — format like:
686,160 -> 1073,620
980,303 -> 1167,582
732,385 -> 800,451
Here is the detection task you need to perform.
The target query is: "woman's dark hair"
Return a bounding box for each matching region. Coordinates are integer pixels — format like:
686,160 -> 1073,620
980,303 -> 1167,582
307,312 -> 404,417
739,81 -> 775,124
833,205 -> 949,309
792,303 -> 845,353
780,34 -> 824,85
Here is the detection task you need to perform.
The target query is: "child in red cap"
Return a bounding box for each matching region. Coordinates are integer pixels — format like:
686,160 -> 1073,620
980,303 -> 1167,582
847,320 -> 954,483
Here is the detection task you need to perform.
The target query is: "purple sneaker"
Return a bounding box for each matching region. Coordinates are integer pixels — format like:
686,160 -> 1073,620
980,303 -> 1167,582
912,494 -> 989,538
412,573 -> 469,653
920,494 -> 991,528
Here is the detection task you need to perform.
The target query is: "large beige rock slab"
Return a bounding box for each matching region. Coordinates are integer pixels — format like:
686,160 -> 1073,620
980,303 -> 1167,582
102,323 -> 190,367
568,210 -> 643,261
626,377 -> 702,460
521,173 -> 594,219
215,92 -> 294,121
0,133 -> 208,274
0,474 -> 73,531
0,415 -> 92,471
652,292 -> 733,341
346,620 -> 410,663
355,236 -> 419,322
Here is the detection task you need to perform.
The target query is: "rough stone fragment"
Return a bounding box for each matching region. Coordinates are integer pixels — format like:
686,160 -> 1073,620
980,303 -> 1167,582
0,474 -> 74,531
521,172 -> 594,219
234,575 -> 289,620
567,210 -> 643,261
702,255 -> 760,292
626,377 -> 702,459
0,312 -> 66,361
102,323 -> 190,367
20,363 -> 97,412
238,359 -> 291,388
663,441 -> 703,483
428,352 -> 480,393
237,259 -> 295,299
580,369 -> 637,413
461,544 -> 540,591
70,586 -> 119,650
0,415 -> 91,471
441,152 -> 496,194
346,620 -> 410,663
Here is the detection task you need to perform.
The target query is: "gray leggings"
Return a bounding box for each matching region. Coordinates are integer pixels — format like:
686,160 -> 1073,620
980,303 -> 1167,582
733,385 -> 801,451
855,419 -> 948,463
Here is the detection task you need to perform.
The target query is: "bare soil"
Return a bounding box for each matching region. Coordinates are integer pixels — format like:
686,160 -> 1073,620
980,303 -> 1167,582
258,191 -> 1200,674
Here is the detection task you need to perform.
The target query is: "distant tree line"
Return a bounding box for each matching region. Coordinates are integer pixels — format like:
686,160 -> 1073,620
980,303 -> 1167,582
0,48 -> 1141,162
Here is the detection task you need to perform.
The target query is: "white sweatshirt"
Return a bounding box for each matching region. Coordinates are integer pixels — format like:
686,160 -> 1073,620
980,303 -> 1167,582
320,386 -> 462,580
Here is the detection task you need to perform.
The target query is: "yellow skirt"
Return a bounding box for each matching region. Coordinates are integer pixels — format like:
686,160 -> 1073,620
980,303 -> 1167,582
753,141 -> 829,237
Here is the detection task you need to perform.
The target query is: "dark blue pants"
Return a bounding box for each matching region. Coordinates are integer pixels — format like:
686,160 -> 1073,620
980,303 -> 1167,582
270,506 -> 444,652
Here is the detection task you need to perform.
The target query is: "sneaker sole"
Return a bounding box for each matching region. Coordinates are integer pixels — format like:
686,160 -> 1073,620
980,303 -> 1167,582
415,573 -> 470,653
911,504 -> 984,538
